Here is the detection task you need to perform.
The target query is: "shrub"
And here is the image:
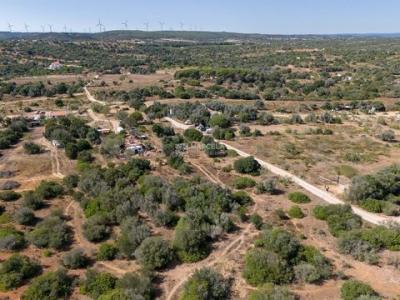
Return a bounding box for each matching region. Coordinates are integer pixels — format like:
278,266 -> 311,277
233,156 -> 261,175
117,217 -> 151,258
209,114 -> 231,128
0,191 -> 21,201
340,280 -> 378,300
183,128 -> 203,142
28,214 -> 71,249
23,142 -> 42,155
335,165 -> 358,178
288,192 -> 311,204
115,271 -> 154,300
360,199 -> 385,213
233,177 -> 256,189
78,150 -> 94,163
22,269 -> 73,300
14,207 -> 35,225
173,217 -> 209,263
62,248 -> 89,269
249,284 -> 296,300
250,214 -> 263,230
134,237 -> 175,270
0,255 -> 41,291
337,231 -> 379,264
35,181 -> 64,199
0,227 -> 26,251
80,269 -> 117,299
288,206 -> 305,219
181,268 -> 231,300
22,191 -> 44,210
65,143 -> 78,159
63,174 -> 79,190
256,178 -> 278,195
97,243 -> 118,261
379,130 -> 395,142
313,205 -> 362,237
83,215 -> 111,243
0,180 -> 20,190
243,248 -> 293,285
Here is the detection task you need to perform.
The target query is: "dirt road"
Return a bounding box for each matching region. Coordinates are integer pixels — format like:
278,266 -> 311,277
164,117 -> 399,226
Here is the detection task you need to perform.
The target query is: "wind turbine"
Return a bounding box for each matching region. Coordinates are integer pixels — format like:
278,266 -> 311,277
180,22 -> 185,31
48,24 -> 53,33
24,24 -> 29,32
159,21 -> 165,31
63,25 -> 67,33
41,25 -> 45,32
143,22 -> 149,31
122,20 -> 128,30
96,19 -> 103,32
7,23 -> 14,32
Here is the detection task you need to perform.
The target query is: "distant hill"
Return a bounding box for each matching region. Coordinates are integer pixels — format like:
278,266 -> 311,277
1,30 -> 400,42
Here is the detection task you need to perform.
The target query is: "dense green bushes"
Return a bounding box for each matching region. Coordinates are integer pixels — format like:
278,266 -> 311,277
234,156 -> 261,175
340,280 -> 378,300
181,268 -> 231,300
0,255 -> 41,291
135,237 -> 174,270
233,176 -> 256,189
346,165 -> 400,215
288,192 -> 311,204
183,128 -> 203,142
22,269 -> 73,300
243,227 -> 331,286
27,212 -> 71,249
23,142 -> 42,154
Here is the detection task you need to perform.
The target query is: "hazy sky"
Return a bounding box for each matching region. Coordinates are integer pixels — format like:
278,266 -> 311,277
1,0 -> 399,34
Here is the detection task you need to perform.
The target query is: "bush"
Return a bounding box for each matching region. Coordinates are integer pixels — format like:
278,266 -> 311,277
117,217 -> 150,258
233,177 -> 256,189
288,192 -> 311,204
360,199 -> 385,213
23,142 -> 42,155
22,191 -> 44,210
313,205 -> 362,237
181,268 -> 231,300
0,191 -> 21,201
183,128 -> 203,142
22,269 -> 73,300
0,227 -> 26,251
249,284 -> 296,300
233,156 -> 261,175
28,214 -> 71,249
134,237 -> 175,270
65,143 -> 78,159
337,231 -> 379,264
209,114 -> 231,128
341,280 -> 378,300
0,255 -> 41,291
173,217 -> 209,263
256,178 -> 278,195
35,181 -> 64,199
83,215 -> 111,243
62,248 -> 89,269
97,243 -> 118,261
379,130 -> 395,142
250,214 -> 263,230
243,248 -> 293,285
115,271 -> 154,300
0,180 -> 20,190
14,207 -> 35,225
80,269 -> 117,299
288,205 -> 305,219
63,174 -> 79,190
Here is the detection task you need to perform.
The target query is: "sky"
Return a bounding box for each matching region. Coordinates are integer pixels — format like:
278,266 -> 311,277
0,0 -> 399,35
